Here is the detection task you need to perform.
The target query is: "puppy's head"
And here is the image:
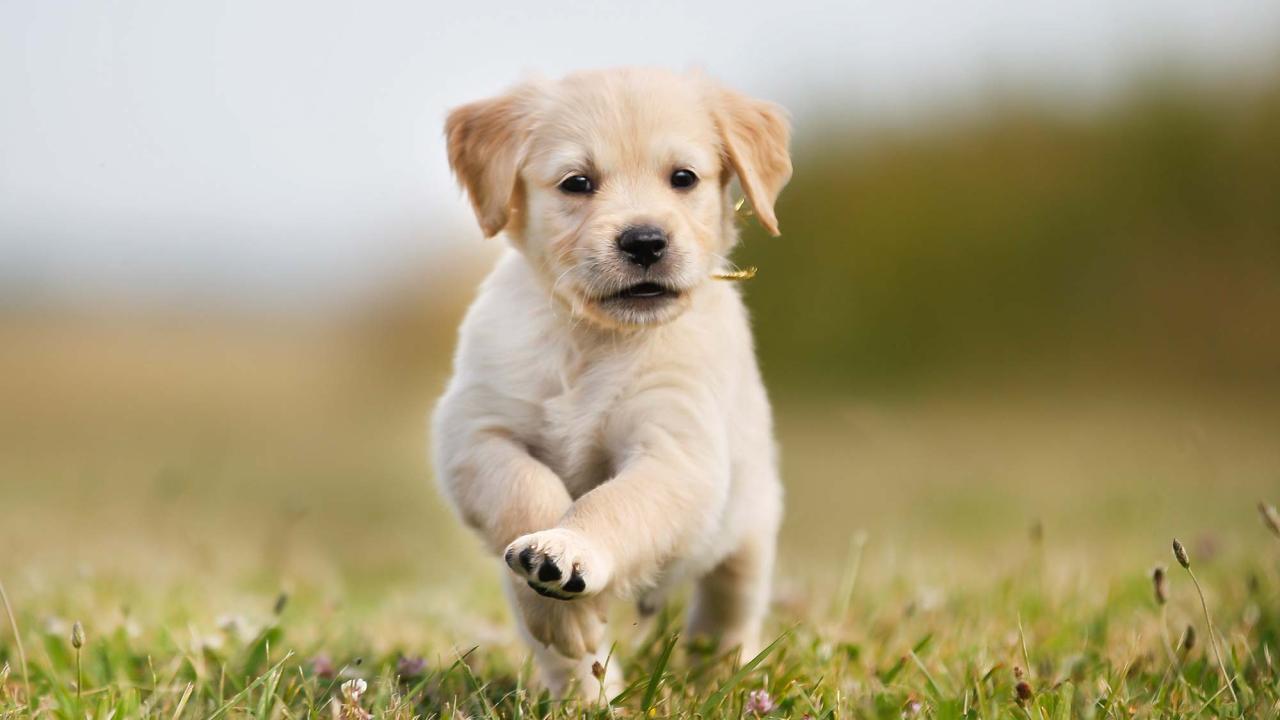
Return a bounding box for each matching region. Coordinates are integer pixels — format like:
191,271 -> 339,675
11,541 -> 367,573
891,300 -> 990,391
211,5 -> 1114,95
446,68 -> 791,328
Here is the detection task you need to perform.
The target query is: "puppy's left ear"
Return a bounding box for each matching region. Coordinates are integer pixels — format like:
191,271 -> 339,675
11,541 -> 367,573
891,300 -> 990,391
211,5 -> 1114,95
445,84 -> 538,238
713,87 -> 792,236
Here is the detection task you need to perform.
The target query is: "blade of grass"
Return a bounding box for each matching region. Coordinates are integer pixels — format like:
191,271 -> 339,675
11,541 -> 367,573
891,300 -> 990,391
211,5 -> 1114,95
207,651 -> 293,720
605,676 -> 648,707
908,650 -> 945,699
456,649 -> 500,720
255,659 -> 284,719
1194,675 -> 1237,718
640,633 -> 679,712
881,634 -> 933,686
695,630 -> 789,717
798,677 -> 832,720
833,531 -> 867,620
0,580 -> 30,706
1017,614 -> 1032,677
171,682 -> 194,720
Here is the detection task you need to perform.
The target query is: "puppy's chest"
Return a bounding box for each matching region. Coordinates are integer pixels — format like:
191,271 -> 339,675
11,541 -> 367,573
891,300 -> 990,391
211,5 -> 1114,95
528,364 -> 626,499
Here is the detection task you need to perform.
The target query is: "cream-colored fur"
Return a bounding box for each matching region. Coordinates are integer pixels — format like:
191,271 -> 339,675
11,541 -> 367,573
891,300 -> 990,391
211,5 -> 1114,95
432,68 -> 790,700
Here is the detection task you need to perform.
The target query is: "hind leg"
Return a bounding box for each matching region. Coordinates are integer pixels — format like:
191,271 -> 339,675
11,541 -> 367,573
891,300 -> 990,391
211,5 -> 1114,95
685,531 -> 776,659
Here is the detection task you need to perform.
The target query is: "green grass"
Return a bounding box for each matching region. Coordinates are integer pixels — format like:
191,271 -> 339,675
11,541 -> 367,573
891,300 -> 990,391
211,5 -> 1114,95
2,521 -> 1278,718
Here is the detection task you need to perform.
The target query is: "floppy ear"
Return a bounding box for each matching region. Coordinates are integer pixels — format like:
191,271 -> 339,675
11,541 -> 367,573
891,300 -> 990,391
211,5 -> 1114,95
445,85 -> 536,238
713,88 -> 793,236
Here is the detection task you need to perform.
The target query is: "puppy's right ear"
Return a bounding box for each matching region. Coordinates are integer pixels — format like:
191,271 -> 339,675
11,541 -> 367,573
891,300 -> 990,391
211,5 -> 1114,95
445,85 -> 537,238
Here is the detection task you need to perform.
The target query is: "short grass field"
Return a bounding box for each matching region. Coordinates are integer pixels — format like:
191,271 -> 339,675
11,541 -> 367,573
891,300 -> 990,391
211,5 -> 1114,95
2,503 -> 1279,719
3,531 -> 1279,720
2,319 -> 1280,718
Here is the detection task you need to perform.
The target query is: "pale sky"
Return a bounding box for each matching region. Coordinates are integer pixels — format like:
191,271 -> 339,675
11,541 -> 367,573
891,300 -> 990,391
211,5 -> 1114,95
2,1 -> 1278,307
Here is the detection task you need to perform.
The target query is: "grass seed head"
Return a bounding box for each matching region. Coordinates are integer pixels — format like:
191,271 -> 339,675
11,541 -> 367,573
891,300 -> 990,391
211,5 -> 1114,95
591,661 -> 605,682
1259,501 -> 1280,538
1172,539 -> 1190,569
1181,624 -> 1196,653
1015,681 -> 1033,704
70,621 -> 84,649
1151,566 -> 1167,605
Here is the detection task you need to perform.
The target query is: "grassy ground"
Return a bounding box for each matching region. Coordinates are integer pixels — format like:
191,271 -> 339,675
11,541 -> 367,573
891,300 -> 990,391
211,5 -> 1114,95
2,527 -> 1279,718
2,319 -> 1280,718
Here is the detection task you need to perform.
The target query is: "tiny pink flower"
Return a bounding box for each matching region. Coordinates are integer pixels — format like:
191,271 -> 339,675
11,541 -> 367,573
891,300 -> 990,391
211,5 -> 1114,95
745,688 -> 775,715
397,655 -> 427,678
310,653 -> 336,679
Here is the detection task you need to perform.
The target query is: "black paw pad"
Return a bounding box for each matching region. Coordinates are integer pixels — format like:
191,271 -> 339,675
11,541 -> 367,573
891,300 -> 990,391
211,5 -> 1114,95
518,547 -> 536,572
562,570 -> 586,594
537,560 -> 562,582
528,580 -> 570,600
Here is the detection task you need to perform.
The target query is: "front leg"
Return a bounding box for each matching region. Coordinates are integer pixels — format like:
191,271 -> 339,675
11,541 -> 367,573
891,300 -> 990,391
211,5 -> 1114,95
434,402 -> 605,662
511,389 -> 729,599
432,404 -> 573,554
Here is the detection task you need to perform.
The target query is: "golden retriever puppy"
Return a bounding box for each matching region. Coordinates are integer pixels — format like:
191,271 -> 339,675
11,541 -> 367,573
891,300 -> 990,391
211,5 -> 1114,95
432,67 -> 790,699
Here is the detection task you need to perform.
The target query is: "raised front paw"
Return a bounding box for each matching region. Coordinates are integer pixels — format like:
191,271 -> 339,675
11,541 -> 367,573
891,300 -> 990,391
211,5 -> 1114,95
504,528 -> 611,600
515,587 -> 609,659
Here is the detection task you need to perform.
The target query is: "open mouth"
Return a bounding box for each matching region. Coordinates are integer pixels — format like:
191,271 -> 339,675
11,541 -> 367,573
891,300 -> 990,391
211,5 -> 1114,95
606,282 -> 678,302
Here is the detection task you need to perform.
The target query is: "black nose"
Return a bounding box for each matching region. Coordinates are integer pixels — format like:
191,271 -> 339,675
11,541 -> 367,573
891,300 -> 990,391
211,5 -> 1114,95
616,225 -> 668,268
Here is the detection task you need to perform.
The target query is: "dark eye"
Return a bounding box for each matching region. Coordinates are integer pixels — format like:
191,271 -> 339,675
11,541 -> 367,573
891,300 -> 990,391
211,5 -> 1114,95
558,175 -> 594,194
670,169 -> 698,189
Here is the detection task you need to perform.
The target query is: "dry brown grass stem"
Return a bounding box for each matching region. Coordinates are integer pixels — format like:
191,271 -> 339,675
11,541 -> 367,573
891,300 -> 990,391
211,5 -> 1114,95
0,581 -> 29,707
1171,538 -> 1238,709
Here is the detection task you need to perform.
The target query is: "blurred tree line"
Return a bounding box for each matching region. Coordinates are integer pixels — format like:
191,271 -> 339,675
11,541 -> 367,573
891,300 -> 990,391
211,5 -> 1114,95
738,72 -> 1280,396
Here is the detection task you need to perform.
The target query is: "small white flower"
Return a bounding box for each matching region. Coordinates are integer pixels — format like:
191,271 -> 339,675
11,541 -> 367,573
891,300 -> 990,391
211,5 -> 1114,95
341,678 -> 367,703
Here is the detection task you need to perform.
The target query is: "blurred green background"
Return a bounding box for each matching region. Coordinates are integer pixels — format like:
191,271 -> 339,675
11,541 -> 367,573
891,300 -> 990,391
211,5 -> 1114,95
2,3 -> 1279,605
744,76 -> 1280,394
